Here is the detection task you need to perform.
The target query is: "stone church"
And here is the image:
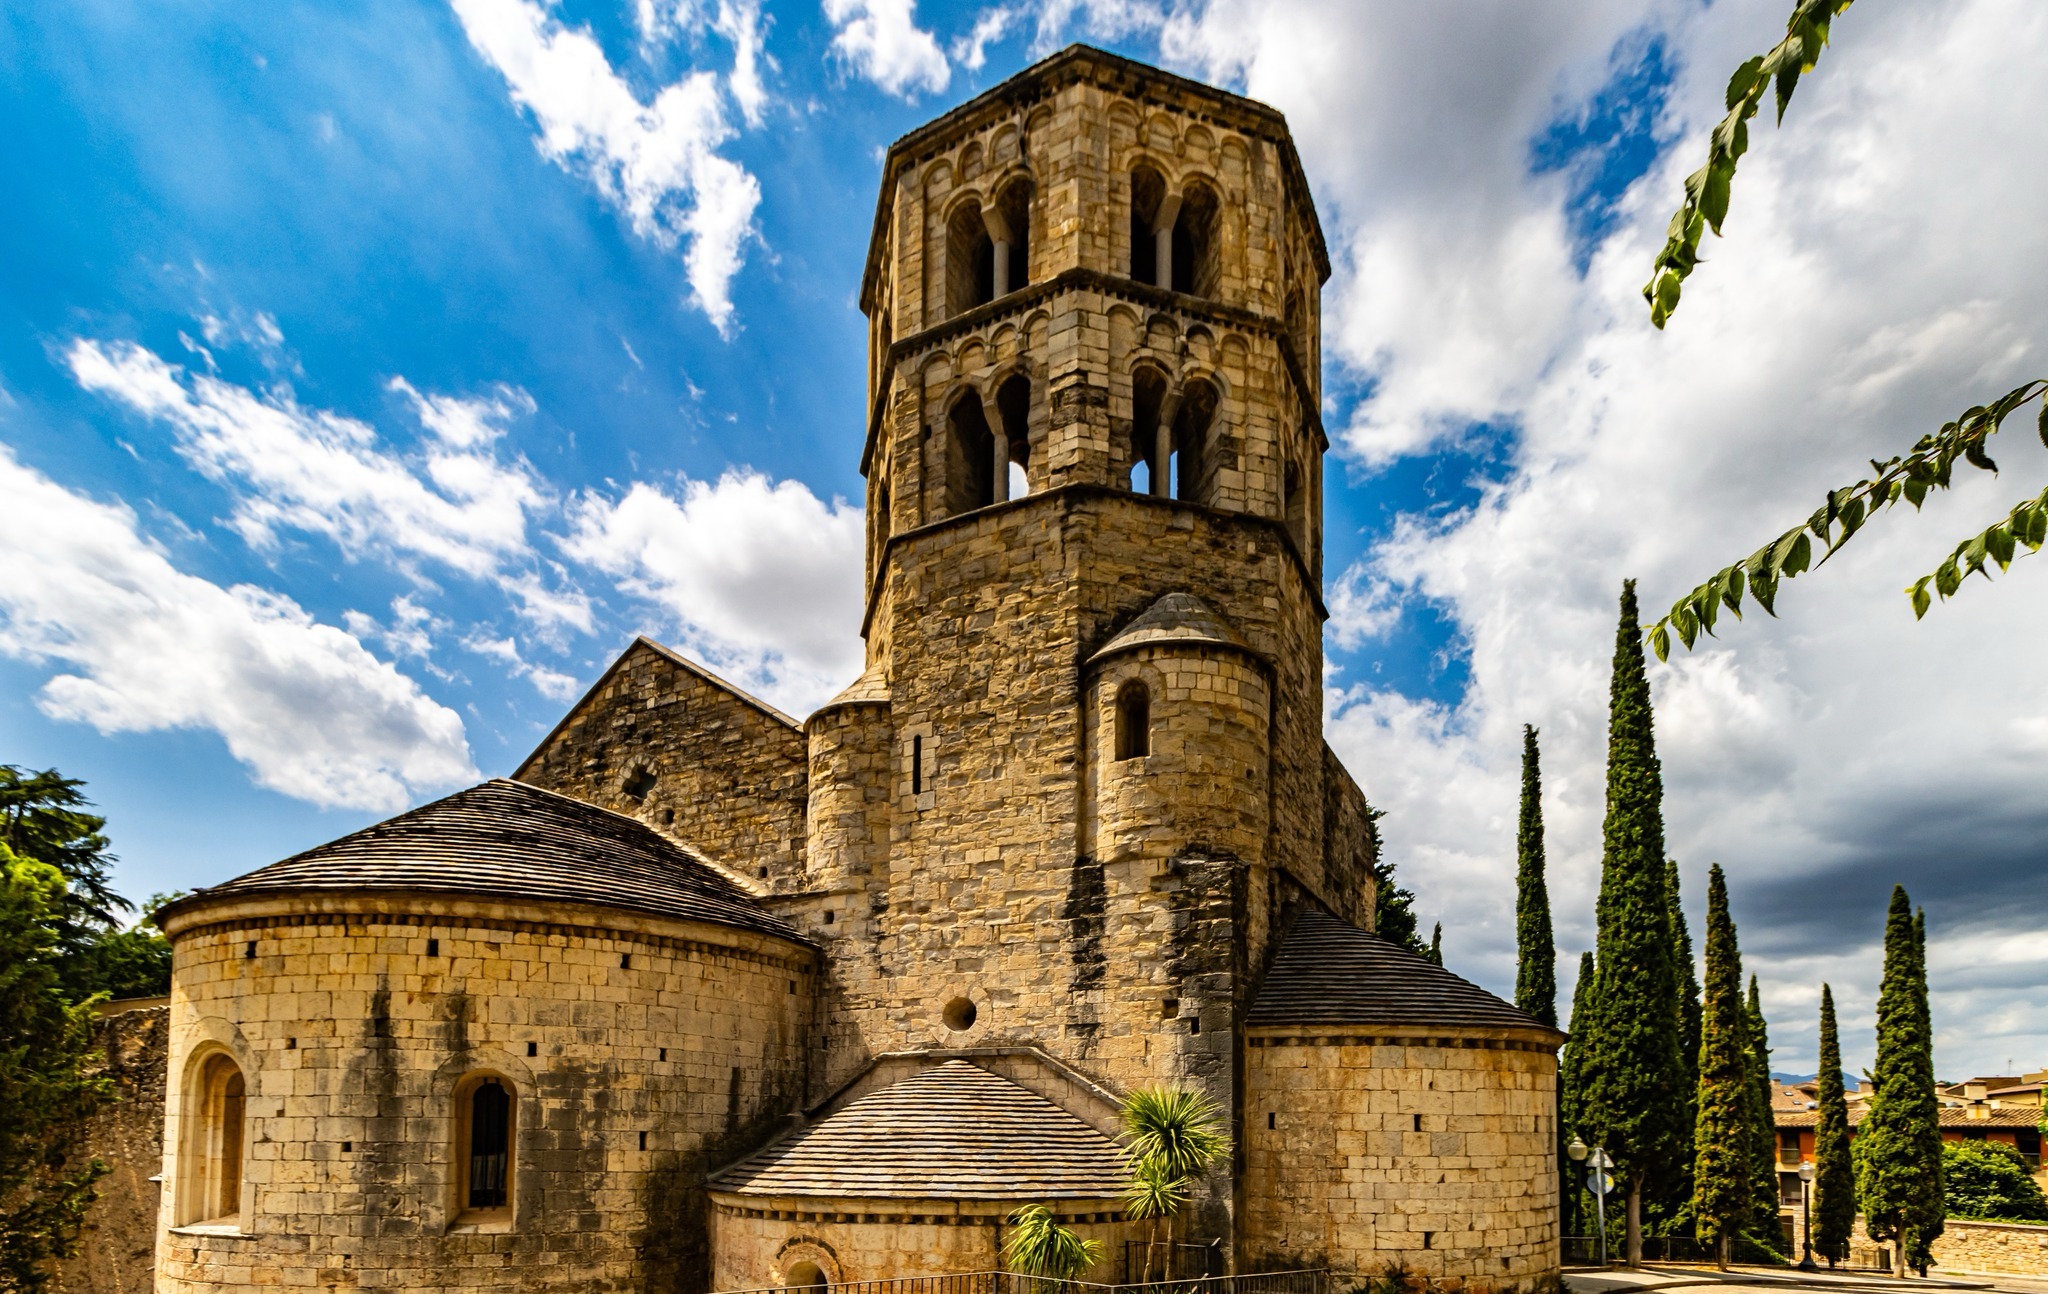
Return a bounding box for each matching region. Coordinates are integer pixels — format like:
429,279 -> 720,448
150,45 -> 1563,1294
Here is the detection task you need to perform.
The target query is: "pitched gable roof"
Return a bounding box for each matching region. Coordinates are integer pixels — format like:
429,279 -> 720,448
1249,908 -> 1559,1038
712,1060 -> 1128,1199
161,778 -> 801,943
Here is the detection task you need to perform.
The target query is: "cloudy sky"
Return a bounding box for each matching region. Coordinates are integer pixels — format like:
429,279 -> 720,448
4,0 -> 2044,1079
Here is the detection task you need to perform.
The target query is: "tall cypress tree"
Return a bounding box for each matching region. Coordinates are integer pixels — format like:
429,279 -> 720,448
1662,858 -> 1703,1226
1812,985 -> 1856,1267
1857,886 -> 1942,1277
1560,950 -> 1599,1237
1745,975 -> 1783,1247
1515,725 -> 1557,1026
1692,864 -> 1753,1268
1904,909 -> 1944,1271
1576,580 -> 1686,1264
1426,922 -> 1443,966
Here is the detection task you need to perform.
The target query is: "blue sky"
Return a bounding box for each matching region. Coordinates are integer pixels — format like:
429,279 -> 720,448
6,0 -> 2046,1076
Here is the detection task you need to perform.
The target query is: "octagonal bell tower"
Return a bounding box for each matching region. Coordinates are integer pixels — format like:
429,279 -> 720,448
805,45 -> 1376,1181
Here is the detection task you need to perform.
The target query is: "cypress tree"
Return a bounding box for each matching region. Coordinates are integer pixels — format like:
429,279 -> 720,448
1745,975 -> 1783,1247
1812,985 -> 1856,1267
1427,923 -> 1442,966
1692,864 -> 1753,1268
1515,725 -> 1556,1026
1576,580 -> 1686,1264
1560,951 -> 1599,1237
1904,909 -> 1944,1272
1662,858 -> 1703,1227
1857,886 -> 1942,1277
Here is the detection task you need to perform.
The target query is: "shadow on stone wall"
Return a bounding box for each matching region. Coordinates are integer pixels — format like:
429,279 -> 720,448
49,1002 -> 167,1294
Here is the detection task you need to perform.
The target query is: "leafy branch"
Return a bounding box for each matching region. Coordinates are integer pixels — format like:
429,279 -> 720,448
1648,381 -> 2048,660
1641,0 -> 1856,329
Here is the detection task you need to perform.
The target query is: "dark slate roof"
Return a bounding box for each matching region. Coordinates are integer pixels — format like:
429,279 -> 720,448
1089,592 -> 1257,664
1248,908 -> 1558,1036
712,1060 -> 1128,1199
166,779 -> 801,942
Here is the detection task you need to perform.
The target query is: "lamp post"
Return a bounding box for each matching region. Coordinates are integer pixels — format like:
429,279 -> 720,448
1798,1160 -> 1818,1272
1567,1136 -> 1612,1268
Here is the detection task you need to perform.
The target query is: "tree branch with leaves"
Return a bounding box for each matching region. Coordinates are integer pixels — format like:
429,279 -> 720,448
1642,0 -> 2048,655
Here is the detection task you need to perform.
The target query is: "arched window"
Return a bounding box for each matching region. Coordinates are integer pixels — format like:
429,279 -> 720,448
943,390 -> 995,517
995,373 -> 1032,499
1129,166 -> 1168,287
786,1261 -> 828,1291
1284,457 -> 1306,549
1130,367 -> 1171,495
1114,680 -> 1151,761
992,177 -> 1033,297
947,200 -> 995,318
454,1073 -> 517,1223
178,1051 -> 247,1227
1173,182 -> 1220,297
1172,378 -> 1221,505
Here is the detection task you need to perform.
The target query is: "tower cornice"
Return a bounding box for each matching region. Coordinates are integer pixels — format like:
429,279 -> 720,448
858,44 -> 1330,315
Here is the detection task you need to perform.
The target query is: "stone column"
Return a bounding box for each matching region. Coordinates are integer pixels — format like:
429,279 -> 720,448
982,207 -> 1014,299
1152,190 -> 1183,290
983,388 -> 1010,503
1152,387 -> 1181,499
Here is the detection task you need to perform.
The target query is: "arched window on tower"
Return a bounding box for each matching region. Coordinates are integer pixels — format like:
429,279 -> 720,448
454,1073 -> 517,1224
1284,456 -> 1307,551
1171,378 -> 1221,505
943,390 -> 995,517
1129,165 -> 1168,287
1114,680 -> 1151,760
947,199 -> 995,318
178,1051 -> 247,1227
995,373 -> 1032,499
992,177 -> 1032,297
1173,182 -> 1220,297
1129,367 -> 1171,495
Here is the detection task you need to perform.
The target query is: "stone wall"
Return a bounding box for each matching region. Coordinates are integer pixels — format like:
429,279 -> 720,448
708,1195 -> 1131,1290
1241,1031 -> 1560,1291
47,1003 -> 168,1294
155,893 -> 813,1294
518,638 -> 811,889
1800,1213 -> 2048,1277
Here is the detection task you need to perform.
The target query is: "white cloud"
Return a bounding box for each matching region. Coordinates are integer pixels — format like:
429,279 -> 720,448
0,444 -> 475,812
950,6 -> 1016,72
823,0 -> 950,98
461,633 -> 583,700
65,339 -> 589,633
564,468 -> 865,714
451,0 -> 762,330
1146,0 -> 2048,1076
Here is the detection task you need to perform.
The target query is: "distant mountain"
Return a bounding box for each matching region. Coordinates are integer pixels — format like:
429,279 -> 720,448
1773,1071 -> 1861,1088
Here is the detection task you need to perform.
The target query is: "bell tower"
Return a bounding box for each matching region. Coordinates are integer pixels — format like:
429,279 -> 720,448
804,45 -> 1375,1181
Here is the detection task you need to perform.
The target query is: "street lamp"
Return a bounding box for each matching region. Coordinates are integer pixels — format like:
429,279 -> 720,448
1567,1136 -> 1612,1268
1798,1160 -> 1818,1272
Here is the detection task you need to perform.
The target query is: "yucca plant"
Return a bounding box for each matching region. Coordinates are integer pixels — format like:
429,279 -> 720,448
1118,1085 -> 1229,1284
1004,1203 -> 1103,1288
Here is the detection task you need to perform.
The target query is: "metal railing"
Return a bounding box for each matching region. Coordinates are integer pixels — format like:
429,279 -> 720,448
711,1270 -> 1327,1294
1562,1234 -> 1787,1266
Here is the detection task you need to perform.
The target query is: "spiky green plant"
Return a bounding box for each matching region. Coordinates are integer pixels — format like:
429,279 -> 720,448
1122,1157 -> 1187,1284
1119,1086 -> 1230,1282
1004,1204 -> 1103,1283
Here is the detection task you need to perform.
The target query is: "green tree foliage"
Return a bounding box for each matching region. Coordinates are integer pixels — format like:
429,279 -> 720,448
1942,1141 -> 2048,1223
1426,923 -> 1443,966
1692,864 -> 1755,1267
1906,909 -> 1944,1271
1575,581 -> 1687,1263
1659,858 -> 1703,1229
1641,0 -> 2048,648
1855,886 -> 1944,1275
1374,863 -> 1428,956
1004,1203 -> 1104,1281
1559,950 -> 1599,1236
1514,727 -> 1557,1027
1743,977 -> 1782,1243
1812,985 -> 1857,1266
0,847 -> 114,1291
0,768 -> 166,1002
1118,1086 -> 1229,1282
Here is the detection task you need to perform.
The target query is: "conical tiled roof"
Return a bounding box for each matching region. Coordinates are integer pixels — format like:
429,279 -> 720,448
162,779 -> 800,943
1088,592 -> 1257,664
712,1060 -> 1128,1199
1249,909 -> 1559,1037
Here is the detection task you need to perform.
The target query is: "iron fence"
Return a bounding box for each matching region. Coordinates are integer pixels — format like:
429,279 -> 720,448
1562,1234 -> 1790,1267
710,1270 -> 1327,1294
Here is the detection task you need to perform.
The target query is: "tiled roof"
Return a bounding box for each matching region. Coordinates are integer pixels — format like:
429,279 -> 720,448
816,664 -> 891,713
1089,592 -> 1257,664
164,779 -> 801,942
712,1060 -> 1128,1199
1777,1105 -> 2044,1130
1248,909 -> 1560,1038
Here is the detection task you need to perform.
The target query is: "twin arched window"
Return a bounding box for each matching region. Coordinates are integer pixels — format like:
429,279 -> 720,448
947,180 -> 1033,319
941,374 -> 1033,518
1130,166 -> 1220,298
1129,370 -> 1220,506
177,1051 -> 247,1227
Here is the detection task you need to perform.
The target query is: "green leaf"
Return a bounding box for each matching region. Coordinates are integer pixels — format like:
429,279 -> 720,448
1725,55 -> 1766,109
1701,164 -> 1733,233
1963,441 -> 1998,473
1908,578 -> 1932,620
1652,624 -> 1672,662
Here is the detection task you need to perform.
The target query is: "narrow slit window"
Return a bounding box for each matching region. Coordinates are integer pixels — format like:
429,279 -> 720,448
1114,681 -> 1151,761
912,735 -> 924,794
